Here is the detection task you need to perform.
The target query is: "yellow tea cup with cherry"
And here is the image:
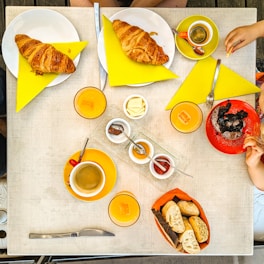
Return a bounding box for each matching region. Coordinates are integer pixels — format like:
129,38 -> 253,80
178,20 -> 213,47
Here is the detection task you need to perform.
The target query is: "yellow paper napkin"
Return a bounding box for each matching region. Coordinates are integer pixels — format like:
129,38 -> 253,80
16,41 -> 88,112
165,56 -> 260,110
102,16 -> 178,86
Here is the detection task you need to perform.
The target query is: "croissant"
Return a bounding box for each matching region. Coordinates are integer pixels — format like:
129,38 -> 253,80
15,34 -> 76,75
112,19 -> 169,65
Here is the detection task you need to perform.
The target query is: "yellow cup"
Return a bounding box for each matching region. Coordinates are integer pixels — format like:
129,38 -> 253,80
108,191 -> 140,227
74,87 -> 107,119
170,101 -> 203,133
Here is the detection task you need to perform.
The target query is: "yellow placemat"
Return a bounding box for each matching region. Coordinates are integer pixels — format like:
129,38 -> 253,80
102,16 -> 178,86
165,56 -> 260,110
16,41 -> 88,112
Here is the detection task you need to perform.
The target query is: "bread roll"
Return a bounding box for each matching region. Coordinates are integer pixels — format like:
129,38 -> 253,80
179,217 -> 200,254
161,200 -> 185,233
112,19 -> 169,65
189,216 -> 209,243
177,200 -> 200,216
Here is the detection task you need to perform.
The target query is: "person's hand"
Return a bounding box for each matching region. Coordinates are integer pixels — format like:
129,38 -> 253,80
225,24 -> 259,54
243,136 -> 264,168
259,86 -> 264,113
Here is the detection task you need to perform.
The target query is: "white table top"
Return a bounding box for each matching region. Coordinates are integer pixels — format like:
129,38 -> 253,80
6,6 -> 257,255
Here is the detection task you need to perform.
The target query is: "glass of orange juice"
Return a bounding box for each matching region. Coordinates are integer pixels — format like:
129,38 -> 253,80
170,101 -> 203,133
74,87 -> 107,119
108,191 -> 140,227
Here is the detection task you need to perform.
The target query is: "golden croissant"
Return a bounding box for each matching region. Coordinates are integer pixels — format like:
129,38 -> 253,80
112,19 -> 169,65
15,34 -> 76,75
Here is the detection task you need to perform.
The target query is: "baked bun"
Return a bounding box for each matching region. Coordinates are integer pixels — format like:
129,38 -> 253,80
179,217 -> 200,254
162,200 -> 185,233
177,200 -> 200,216
189,216 -> 209,243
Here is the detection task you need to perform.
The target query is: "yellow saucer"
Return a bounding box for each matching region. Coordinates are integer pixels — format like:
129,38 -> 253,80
64,148 -> 117,202
175,15 -> 219,60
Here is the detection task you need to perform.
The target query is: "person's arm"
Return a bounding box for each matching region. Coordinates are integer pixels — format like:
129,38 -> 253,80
130,0 -> 187,7
243,136 -> 264,191
70,0 -> 119,7
259,87 -> 264,114
225,20 -> 264,54
130,0 -> 163,6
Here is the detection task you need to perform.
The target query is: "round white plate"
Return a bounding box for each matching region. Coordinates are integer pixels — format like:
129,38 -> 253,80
97,8 -> 175,86
2,9 -> 80,87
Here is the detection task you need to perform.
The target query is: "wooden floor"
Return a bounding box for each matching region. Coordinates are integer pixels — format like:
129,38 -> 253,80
0,0 -> 264,68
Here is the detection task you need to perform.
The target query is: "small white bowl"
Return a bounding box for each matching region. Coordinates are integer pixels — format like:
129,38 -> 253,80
70,161 -> 106,197
123,94 -> 148,120
128,138 -> 154,164
149,153 -> 175,180
105,118 -> 131,144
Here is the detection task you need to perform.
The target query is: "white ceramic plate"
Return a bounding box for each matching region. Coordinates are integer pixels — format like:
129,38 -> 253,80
97,8 -> 175,86
2,9 -> 80,87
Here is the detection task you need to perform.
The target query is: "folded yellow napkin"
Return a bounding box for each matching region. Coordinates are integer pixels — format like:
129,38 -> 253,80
166,56 -> 260,110
102,16 -> 178,86
17,41 -> 88,112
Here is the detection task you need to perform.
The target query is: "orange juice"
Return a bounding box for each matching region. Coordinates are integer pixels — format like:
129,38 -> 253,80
108,191 -> 140,227
170,102 -> 203,133
74,87 -> 107,119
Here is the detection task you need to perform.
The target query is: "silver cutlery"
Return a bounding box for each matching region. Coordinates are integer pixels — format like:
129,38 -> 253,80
109,123 -> 144,151
155,158 -> 193,178
69,137 -> 89,167
206,59 -> 221,109
94,2 -> 107,91
109,123 -> 166,172
29,228 -> 115,239
171,28 -> 205,56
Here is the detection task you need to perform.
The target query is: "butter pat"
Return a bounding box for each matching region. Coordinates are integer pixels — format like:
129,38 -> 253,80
127,97 -> 146,117
123,94 -> 148,119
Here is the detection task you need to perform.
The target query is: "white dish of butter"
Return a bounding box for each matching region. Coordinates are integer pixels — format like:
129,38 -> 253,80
123,94 -> 148,119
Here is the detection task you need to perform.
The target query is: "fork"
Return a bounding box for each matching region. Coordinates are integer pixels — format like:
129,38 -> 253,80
206,59 -> 221,109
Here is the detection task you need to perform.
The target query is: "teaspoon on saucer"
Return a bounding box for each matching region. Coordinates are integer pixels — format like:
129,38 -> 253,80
171,28 -> 205,56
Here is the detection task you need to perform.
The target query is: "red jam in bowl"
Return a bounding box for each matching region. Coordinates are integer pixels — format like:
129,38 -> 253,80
154,156 -> 171,175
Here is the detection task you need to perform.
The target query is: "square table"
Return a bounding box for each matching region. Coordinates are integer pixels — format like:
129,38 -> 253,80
6,6 -> 256,255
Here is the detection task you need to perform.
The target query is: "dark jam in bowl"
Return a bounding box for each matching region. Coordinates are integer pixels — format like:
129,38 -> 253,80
154,156 -> 171,175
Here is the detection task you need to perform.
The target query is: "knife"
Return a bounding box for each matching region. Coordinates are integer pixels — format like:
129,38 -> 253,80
94,2 -> 107,91
29,228 -> 115,239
